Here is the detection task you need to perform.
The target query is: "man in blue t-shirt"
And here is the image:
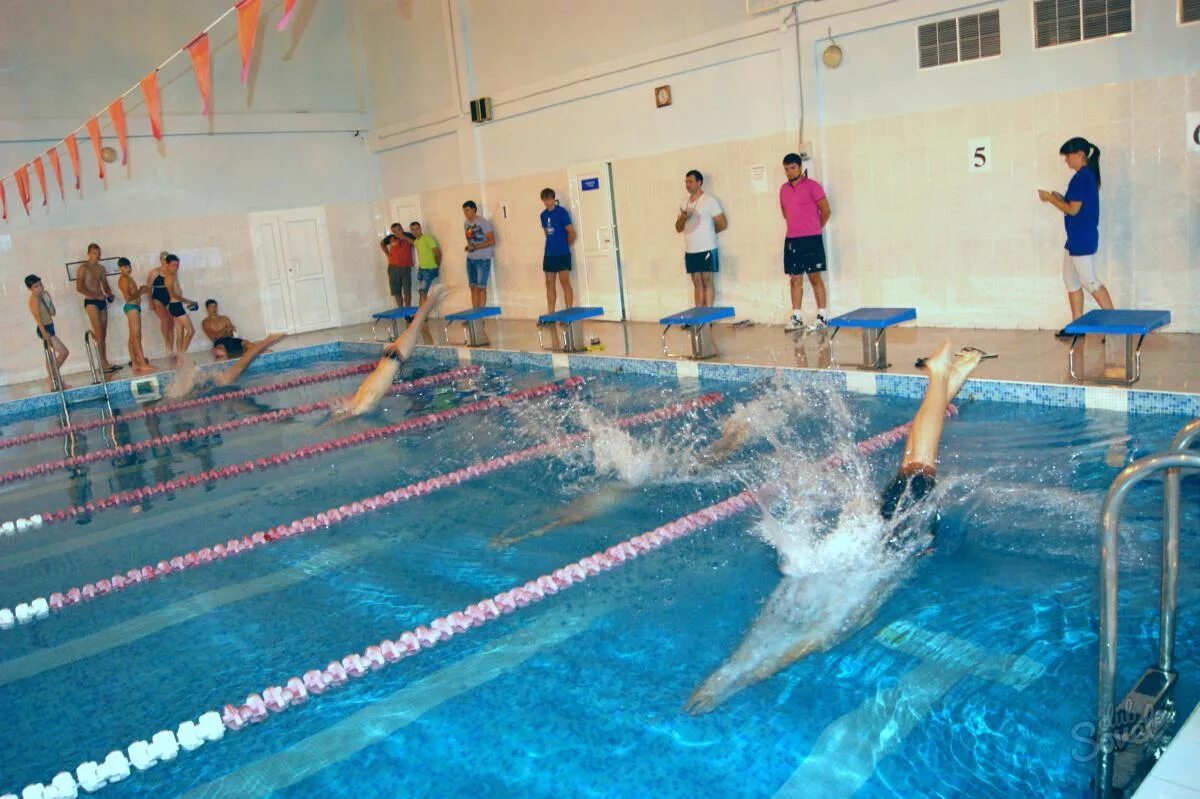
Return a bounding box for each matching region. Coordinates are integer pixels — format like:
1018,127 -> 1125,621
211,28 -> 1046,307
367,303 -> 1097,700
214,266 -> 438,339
539,188 -> 576,316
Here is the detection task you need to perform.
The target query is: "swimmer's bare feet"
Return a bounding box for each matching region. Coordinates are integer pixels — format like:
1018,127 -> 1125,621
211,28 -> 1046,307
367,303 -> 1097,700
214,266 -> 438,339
946,348 -> 983,399
919,338 -> 954,376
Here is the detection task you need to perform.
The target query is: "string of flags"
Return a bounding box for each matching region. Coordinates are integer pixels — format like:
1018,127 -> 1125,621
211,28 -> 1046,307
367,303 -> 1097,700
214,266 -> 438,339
0,0 -> 297,223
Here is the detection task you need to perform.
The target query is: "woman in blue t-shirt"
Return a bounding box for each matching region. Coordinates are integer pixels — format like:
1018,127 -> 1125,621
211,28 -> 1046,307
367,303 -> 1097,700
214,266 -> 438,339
1038,136 -> 1114,338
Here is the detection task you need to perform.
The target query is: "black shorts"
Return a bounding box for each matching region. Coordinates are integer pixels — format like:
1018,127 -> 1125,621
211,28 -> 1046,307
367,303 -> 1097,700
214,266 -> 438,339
36,323 -> 56,340
168,301 -> 186,318
880,466 -> 936,552
784,235 -> 827,275
388,265 -> 412,297
543,254 -> 572,273
214,336 -> 246,356
685,250 -> 719,274
84,298 -> 107,312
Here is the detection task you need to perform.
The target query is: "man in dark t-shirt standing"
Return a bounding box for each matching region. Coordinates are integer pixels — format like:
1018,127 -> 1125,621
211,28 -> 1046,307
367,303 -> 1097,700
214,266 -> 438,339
539,188 -> 576,316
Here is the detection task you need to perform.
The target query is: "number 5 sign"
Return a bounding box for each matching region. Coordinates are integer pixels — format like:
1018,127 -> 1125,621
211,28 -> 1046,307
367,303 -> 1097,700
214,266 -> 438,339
967,137 -> 992,173
1188,113 -> 1200,153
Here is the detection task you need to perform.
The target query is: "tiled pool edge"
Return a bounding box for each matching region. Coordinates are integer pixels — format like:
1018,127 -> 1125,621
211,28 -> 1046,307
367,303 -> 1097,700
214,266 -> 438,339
402,343 -> 1200,416
0,341 -> 1194,425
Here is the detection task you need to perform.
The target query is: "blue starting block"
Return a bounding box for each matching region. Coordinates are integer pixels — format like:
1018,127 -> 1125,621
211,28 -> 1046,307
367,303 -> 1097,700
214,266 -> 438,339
537,306 -> 604,353
371,307 -> 419,342
827,307 -> 917,370
1065,309 -> 1171,385
660,306 -> 735,360
444,306 -> 501,347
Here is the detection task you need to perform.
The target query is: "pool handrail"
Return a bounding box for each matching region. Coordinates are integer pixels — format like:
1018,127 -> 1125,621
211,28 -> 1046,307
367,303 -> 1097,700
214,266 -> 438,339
1095,429 -> 1200,799
42,338 -> 71,428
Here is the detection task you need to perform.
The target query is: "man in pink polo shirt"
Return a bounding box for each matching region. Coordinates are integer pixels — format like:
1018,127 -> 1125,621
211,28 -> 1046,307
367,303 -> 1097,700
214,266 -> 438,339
780,153 -> 832,332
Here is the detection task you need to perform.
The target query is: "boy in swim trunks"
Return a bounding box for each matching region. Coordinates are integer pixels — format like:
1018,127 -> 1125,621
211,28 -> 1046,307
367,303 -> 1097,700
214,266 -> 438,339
117,258 -> 154,374
75,243 -> 119,373
201,299 -> 273,360
26,274 -> 70,388
162,253 -> 200,356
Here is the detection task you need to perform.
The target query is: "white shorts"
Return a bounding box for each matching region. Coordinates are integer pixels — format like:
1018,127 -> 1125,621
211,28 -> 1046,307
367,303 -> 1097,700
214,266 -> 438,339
1062,252 -> 1103,293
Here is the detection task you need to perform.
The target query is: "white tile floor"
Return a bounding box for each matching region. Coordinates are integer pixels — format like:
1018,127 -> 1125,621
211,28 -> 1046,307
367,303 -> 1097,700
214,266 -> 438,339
4,317 -> 1198,405
1134,704 -> 1200,797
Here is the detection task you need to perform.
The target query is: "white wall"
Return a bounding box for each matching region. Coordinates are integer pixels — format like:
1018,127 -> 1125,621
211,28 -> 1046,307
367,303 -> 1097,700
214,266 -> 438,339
359,0 -> 1200,332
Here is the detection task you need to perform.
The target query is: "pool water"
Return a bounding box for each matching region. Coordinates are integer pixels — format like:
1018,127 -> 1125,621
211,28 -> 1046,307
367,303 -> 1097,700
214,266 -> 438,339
0,352 -> 1196,798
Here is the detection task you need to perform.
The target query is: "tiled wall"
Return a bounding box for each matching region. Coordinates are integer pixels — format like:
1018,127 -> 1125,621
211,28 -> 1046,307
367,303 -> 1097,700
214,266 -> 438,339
396,70 -> 1199,333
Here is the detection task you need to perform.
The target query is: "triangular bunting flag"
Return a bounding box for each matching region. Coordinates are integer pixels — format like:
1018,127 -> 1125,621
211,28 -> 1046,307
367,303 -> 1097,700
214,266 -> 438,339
47,148 -> 65,200
65,134 -> 82,190
277,0 -> 296,30
236,0 -> 261,84
108,98 -> 129,165
140,71 -> 164,140
32,157 -> 48,206
186,33 -> 213,115
14,165 -> 31,215
1,180 -> 7,221
85,117 -> 105,180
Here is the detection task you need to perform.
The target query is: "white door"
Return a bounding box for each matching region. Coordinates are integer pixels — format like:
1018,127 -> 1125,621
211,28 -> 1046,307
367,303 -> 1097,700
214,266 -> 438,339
249,207 -> 341,334
388,195 -> 423,233
567,161 -> 625,321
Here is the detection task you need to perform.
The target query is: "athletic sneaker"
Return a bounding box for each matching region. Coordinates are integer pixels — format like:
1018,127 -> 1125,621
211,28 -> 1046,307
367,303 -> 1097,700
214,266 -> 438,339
809,314 -> 828,331
784,314 -> 804,332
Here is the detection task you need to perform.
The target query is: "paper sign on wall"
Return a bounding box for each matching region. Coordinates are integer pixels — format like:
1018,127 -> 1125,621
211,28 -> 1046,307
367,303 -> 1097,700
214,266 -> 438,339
581,177 -> 600,191
1188,113 -> 1200,153
750,165 -> 768,194
967,138 -> 992,173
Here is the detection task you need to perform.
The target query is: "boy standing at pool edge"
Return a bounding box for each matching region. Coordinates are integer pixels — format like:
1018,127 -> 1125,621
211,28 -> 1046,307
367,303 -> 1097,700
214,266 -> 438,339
462,201 -> 496,309
780,153 -> 831,332
26,274 -> 70,387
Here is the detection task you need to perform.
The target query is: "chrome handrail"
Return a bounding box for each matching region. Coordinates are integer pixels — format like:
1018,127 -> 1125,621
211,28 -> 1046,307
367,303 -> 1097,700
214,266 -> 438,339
43,340 -> 71,427
1096,447 -> 1200,798
83,330 -> 103,385
1161,420 -> 1200,673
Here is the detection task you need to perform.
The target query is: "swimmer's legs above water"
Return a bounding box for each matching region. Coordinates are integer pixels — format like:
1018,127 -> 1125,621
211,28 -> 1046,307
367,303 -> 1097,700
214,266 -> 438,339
212,333 -> 289,388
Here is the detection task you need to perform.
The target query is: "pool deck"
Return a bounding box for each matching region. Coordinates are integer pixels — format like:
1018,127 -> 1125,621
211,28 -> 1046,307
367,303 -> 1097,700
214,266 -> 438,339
2,318 -> 1198,405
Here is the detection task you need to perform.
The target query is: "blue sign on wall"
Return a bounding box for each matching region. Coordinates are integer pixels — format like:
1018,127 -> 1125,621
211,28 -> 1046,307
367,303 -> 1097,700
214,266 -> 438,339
580,177 -> 600,191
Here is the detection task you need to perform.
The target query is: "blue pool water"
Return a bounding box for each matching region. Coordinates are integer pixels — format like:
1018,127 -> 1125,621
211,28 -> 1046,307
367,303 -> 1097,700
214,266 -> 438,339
0,350 -> 1196,798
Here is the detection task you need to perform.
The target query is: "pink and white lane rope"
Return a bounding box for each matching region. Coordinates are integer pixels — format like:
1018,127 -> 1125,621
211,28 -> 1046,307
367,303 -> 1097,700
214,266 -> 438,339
0,375 -> 582,538
0,360 -> 384,452
0,409 -> 950,795
0,367 -> 483,488
0,393 -> 722,630
215,408 -> 957,731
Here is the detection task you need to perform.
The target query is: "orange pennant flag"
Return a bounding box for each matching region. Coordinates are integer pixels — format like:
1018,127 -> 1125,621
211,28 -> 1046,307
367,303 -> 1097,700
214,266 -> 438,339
14,165 -> 31,215
236,0 -> 261,84
277,0 -> 296,30
108,98 -> 129,165
1,180 -> 7,221
140,71 -> 164,140
65,134 -> 82,190
186,33 -> 213,115
47,148 -> 65,200
85,116 -> 105,180
32,157 -> 48,206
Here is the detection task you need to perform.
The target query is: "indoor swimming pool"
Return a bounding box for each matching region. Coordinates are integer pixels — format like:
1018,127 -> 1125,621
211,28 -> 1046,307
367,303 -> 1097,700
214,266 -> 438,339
0,345 -> 1197,798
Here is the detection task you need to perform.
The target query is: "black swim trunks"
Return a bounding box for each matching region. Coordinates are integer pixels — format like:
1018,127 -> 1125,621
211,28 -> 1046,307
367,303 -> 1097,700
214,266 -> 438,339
36,323 -> 56,340
880,464 -> 936,552
214,336 -> 246,356
84,298 -> 107,311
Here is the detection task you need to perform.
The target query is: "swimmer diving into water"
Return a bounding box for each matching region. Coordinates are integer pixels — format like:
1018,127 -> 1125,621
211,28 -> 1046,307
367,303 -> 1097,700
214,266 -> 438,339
333,284 -> 448,419
684,339 -> 984,714
166,333 -> 288,399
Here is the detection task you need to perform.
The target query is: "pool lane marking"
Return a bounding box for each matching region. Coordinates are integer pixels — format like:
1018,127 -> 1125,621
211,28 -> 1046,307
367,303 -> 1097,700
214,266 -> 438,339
0,360 -> 380,452
771,621 -> 1046,799
178,599 -> 613,799
1,374 -> 577,539
0,367 -> 482,489
1,394 -> 722,630
0,537 -> 394,688
7,413 -> 927,796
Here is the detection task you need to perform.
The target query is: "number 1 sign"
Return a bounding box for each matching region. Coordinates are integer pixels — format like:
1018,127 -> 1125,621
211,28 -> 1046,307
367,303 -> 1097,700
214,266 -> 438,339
967,137 -> 992,173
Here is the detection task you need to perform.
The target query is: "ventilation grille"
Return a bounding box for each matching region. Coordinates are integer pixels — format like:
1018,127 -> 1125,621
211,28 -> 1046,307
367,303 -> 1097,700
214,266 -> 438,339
1035,0 -> 1132,48
1183,0 -> 1200,24
918,9 -> 1001,69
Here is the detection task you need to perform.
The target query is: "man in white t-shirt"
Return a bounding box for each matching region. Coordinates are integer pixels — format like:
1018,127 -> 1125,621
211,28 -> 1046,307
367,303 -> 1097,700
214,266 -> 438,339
674,169 -> 728,307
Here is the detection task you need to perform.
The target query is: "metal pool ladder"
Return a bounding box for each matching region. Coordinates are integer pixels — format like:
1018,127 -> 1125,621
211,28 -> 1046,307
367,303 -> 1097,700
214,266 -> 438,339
1094,418 -> 1200,798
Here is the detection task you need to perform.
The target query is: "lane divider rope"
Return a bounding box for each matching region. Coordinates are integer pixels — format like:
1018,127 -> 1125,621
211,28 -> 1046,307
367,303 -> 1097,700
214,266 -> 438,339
0,360 -> 385,452
0,374 -> 577,541
1,408 -> 944,797
0,367 -> 482,490
0,393 -> 721,630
